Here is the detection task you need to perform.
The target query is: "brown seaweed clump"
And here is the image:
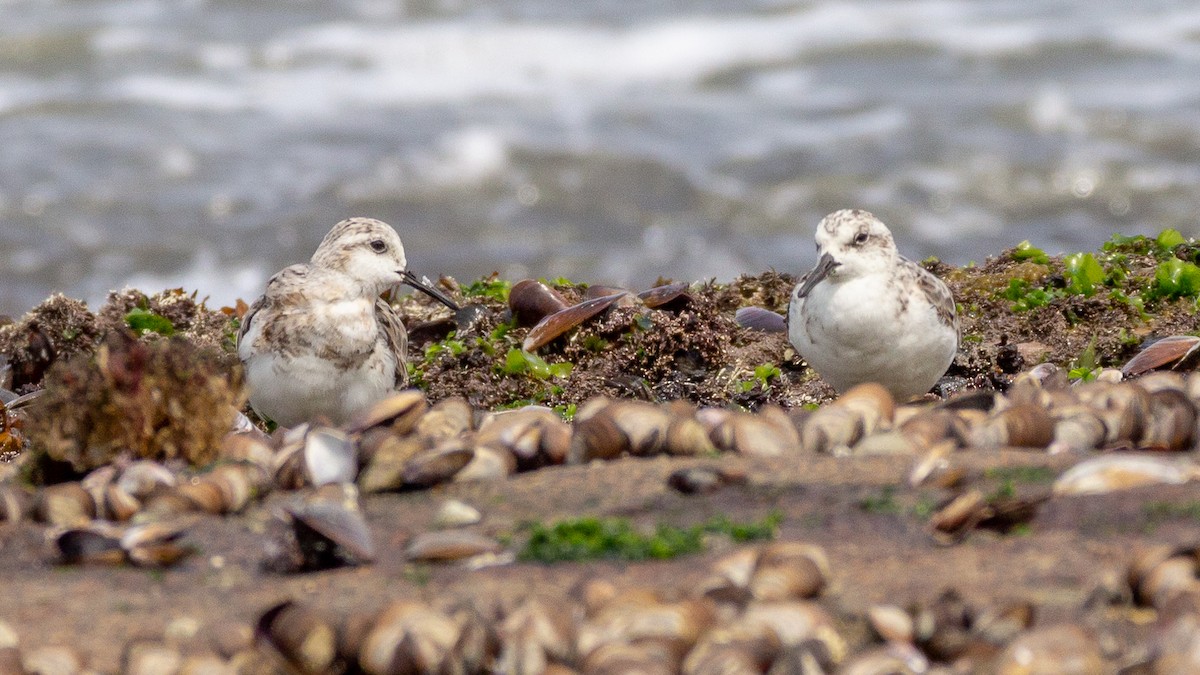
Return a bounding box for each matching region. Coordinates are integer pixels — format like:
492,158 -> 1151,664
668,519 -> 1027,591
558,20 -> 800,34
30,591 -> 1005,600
25,330 -> 245,474
0,294 -> 100,391
98,287 -> 239,353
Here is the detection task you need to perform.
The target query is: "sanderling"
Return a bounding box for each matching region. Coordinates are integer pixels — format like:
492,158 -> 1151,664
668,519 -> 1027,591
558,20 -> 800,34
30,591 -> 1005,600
237,217 -> 458,427
788,209 -> 958,400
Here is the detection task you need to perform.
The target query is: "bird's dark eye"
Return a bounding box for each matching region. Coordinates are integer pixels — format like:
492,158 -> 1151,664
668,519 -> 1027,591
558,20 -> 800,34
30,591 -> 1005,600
853,232 -> 869,245
369,239 -> 387,253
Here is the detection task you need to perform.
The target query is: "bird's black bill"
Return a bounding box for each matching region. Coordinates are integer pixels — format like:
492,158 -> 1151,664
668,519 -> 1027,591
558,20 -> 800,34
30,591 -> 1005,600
795,252 -> 840,299
401,270 -> 461,311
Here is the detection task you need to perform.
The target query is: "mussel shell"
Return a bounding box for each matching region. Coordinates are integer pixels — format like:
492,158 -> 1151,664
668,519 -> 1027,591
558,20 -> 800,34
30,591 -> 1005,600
345,390 -> 429,435
509,279 -> 570,328
734,307 -> 787,333
1123,335 -> 1200,378
638,283 -> 692,310
56,527 -> 126,565
304,427 -> 358,487
287,485 -> 376,566
523,293 -> 627,352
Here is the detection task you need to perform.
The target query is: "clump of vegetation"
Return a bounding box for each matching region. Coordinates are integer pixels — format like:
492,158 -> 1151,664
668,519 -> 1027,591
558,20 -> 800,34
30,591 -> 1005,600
519,512 -> 781,563
998,229 -> 1200,314
26,331 -> 246,474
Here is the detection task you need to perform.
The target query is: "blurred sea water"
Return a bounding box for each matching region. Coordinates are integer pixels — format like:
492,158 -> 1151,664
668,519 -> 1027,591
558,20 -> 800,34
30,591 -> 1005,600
3,0 -> 1200,315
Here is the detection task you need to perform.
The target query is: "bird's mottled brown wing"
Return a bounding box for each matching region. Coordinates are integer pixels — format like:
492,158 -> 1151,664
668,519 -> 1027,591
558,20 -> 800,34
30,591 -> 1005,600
376,299 -> 409,389
915,264 -> 959,336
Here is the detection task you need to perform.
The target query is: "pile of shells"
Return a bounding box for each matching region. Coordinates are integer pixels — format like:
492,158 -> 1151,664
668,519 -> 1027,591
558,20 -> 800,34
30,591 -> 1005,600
4,360 -> 1199,570
0,536 -> 1140,673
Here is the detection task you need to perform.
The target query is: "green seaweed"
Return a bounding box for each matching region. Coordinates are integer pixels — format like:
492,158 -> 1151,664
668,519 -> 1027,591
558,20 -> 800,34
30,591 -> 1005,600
518,512 -> 781,563
124,308 -> 176,336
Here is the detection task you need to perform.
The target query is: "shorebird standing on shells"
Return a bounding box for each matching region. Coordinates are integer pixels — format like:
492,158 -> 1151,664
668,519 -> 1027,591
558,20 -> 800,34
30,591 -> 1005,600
787,209 -> 959,400
237,217 -> 459,427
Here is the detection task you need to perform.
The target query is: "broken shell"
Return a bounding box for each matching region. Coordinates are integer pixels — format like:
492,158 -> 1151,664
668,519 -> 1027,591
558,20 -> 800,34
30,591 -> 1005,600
402,441 -> 474,487
104,484 -> 141,522
497,597 -> 578,673
21,645 -> 85,675
414,396 -> 474,445
969,404 -> 1055,450
35,482 -> 96,527
1138,555 -> 1200,610
801,405 -> 862,454
285,483 -> 376,568
991,624 -> 1104,675
569,404 -> 627,464
357,436 -> 425,493
1141,389 -> 1196,451
929,490 -> 987,543
405,530 -> 503,562
304,427 -> 357,486
207,463 -> 263,514
433,499 -> 482,529
1076,381 -> 1150,445
749,542 -> 829,601
664,406 -> 717,457
174,478 -> 227,515
477,406 -> 570,468
667,466 -> 746,495
1048,407 -> 1107,454
1123,335 -> 1200,378
578,597 -> 716,666
867,605 -> 914,644
907,440 -> 959,488
359,601 -> 460,675
609,401 -> 672,456
122,521 -> 192,567
117,460 -> 178,500
851,430 -> 918,456
523,292 -> 626,352
345,389 -> 429,436
837,382 -> 896,435
738,601 -> 845,661
220,432 -> 275,473
124,642 -> 183,675
900,409 -> 967,449
454,445 -> 517,482
638,282 -> 692,310
56,526 -> 127,565
710,409 -> 801,457
0,484 -> 34,523
509,279 -> 570,327
256,600 -> 337,675
1053,454 -> 1200,495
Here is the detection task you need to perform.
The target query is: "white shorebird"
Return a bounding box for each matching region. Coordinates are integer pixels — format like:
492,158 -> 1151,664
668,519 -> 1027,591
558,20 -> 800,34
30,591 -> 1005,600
787,209 -> 959,400
237,217 -> 458,427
